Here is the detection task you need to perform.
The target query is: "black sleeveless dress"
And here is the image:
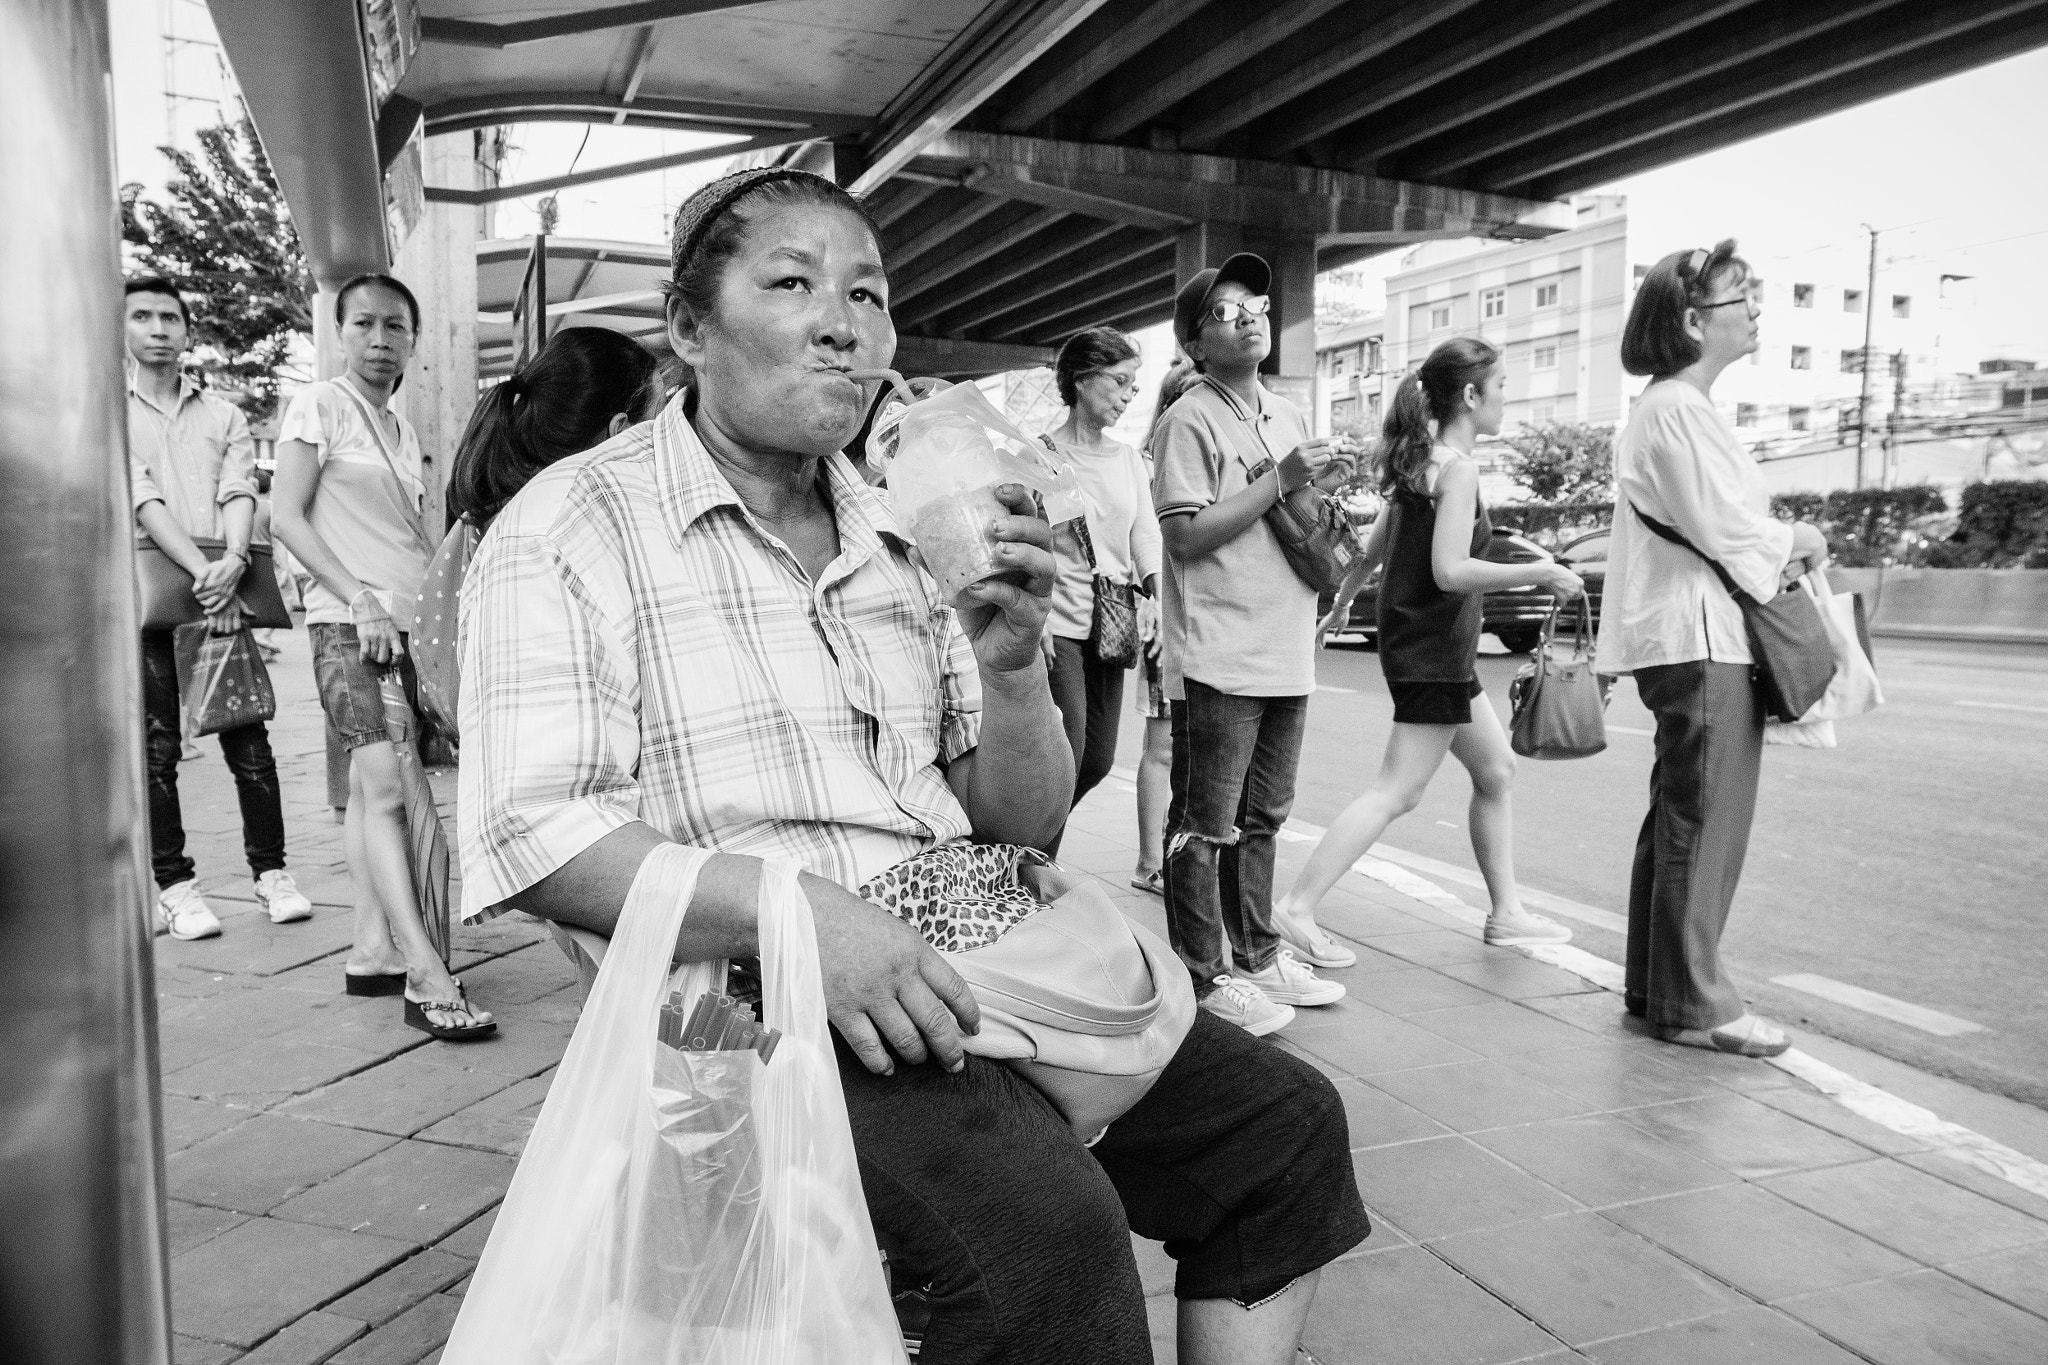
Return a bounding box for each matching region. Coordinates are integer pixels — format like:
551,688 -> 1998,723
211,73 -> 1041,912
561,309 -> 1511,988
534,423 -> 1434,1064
1377,461 -> 1490,725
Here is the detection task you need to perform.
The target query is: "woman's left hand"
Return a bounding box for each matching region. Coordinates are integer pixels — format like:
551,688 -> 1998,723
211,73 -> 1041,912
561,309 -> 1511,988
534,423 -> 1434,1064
954,483 -> 1056,675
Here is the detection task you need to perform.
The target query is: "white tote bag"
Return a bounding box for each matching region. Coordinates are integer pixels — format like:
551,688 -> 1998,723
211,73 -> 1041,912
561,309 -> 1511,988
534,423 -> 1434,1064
1766,570 -> 1883,747
442,848 -> 905,1365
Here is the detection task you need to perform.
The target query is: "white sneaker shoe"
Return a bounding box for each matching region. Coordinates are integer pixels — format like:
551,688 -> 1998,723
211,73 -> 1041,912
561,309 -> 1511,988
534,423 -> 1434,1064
1484,908 -> 1573,947
1201,975 -> 1296,1037
157,880 -> 223,940
1238,947 -> 1346,1007
255,869 -> 313,924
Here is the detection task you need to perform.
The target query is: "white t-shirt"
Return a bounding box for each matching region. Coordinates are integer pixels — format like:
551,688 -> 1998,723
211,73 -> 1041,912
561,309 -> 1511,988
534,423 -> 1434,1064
279,378 -> 435,626
1041,433 -> 1163,640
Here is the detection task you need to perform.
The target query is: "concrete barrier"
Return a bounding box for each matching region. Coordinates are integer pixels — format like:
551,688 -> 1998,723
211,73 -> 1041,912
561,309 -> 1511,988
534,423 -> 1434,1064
1828,567 -> 2048,646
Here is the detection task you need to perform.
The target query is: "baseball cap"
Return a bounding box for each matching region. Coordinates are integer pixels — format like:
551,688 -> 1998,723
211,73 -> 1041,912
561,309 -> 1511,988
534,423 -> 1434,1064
1172,251 -> 1272,349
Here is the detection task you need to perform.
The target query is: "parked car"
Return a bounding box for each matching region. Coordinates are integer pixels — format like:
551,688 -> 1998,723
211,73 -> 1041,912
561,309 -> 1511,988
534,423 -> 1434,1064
1556,527 -> 1610,632
1322,526 -> 1562,654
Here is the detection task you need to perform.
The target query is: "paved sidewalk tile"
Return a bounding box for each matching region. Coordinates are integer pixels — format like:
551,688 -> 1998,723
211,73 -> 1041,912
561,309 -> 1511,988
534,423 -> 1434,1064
165,1038 -> 390,1105
325,1249 -> 472,1327
1602,1182 -> 1920,1300
1343,966 -> 1499,1016
1942,1241 -> 2048,1320
416,1072 -> 553,1156
166,1200 -> 251,1256
175,1334 -> 240,1365
1408,1001 -> 1614,1057
281,1054 -> 516,1138
1765,1158 -> 2048,1265
1301,1246 -> 1563,1365
432,1208 -> 496,1259
1366,929 -> 1504,968
1585,1304 -> 1865,1365
1618,1092 -> 1873,1181
169,1114 -> 396,1214
1431,1212 -> 1746,1346
1501,1044 -> 1724,1112
1352,1136 -> 1580,1239
235,1312 -> 367,1365
1434,954 -> 1604,1000
1289,1012 -> 1486,1077
163,1094 -> 251,1154
171,1216 -> 412,1348
1367,1059 -> 1596,1132
270,1140 -> 514,1246
1473,1116 -> 1734,1208
1778,1269 -> 2048,1365
328,1292 -> 464,1365
1329,1075 -> 1453,1150
1897,1148 -> 2048,1224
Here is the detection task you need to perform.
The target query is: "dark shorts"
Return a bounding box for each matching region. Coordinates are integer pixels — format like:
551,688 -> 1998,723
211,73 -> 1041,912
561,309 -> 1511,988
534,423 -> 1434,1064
1388,676 -> 1484,726
309,622 -> 419,750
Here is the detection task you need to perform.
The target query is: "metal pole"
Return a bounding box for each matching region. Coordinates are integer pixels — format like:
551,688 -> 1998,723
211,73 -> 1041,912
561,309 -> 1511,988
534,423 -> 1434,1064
1855,223 -> 1878,489
0,3 -> 173,1363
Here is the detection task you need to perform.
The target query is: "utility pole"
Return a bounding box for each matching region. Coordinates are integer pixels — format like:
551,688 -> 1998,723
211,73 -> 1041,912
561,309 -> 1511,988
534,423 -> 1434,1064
1884,350 -> 1906,490
1855,223 -> 1878,488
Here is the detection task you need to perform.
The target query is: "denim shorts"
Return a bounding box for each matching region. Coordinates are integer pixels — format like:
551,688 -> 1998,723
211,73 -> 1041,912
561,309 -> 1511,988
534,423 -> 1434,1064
309,622 -> 419,750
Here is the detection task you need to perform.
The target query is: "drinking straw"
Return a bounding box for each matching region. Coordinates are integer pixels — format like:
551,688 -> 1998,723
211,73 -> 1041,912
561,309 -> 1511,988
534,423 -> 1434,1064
846,368 -> 914,409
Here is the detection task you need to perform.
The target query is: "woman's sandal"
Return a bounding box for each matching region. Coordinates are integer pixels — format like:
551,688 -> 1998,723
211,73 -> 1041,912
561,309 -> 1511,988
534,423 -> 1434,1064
344,970 -> 407,997
404,980 -> 497,1042
1130,869 -> 1164,897
1657,1014 -> 1790,1059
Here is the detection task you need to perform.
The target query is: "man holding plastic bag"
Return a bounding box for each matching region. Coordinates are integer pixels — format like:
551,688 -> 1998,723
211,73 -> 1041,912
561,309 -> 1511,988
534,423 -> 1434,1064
450,169 -> 1367,1365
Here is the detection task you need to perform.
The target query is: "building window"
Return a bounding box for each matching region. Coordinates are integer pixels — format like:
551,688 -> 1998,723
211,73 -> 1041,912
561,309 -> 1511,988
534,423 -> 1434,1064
1633,263 -> 1650,284
1736,403 -> 1757,427
1789,406 -> 1810,432
1790,345 -> 1811,370
1531,344 -> 1557,371
1365,339 -> 1381,373
1841,348 -> 1865,374
1844,288 -> 1864,313
1893,294 -> 1911,318
1531,401 -> 1556,423
1332,398 -> 1357,426
1331,351 -> 1349,377
1429,304 -> 1451,330
1534,282 -> 1558,308
1481,287 -> 1504,319
1793,284 -> 1814,308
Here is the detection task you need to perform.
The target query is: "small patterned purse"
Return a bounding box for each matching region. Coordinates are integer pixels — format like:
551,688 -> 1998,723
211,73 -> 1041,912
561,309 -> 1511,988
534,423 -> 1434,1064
1070,517 -> 1141,669
171,624 -> 278,736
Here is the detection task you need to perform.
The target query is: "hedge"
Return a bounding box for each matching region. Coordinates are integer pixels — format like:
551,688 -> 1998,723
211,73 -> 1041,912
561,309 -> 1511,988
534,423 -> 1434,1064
1486,501 -> 1613,548
1920,481 -> 2048,569
1769,485 -> 1947,568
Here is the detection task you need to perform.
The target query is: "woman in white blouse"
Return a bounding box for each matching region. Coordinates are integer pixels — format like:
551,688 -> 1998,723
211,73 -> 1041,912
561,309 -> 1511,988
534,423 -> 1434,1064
1597,241 -> 1827,1059
1039,327 -> 1162,807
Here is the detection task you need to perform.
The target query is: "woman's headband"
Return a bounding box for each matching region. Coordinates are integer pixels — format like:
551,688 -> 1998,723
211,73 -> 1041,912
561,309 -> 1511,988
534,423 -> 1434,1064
667,167 -> 815,286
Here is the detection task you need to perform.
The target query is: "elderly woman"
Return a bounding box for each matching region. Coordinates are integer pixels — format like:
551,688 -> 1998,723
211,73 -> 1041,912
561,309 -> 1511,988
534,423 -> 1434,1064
1599,240 -> 1829,1059
458,169 -> 1366,1365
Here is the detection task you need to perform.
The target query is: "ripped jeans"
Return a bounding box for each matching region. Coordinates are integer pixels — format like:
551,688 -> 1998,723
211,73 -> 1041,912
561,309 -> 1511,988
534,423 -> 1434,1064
1163,681 -> 1307,997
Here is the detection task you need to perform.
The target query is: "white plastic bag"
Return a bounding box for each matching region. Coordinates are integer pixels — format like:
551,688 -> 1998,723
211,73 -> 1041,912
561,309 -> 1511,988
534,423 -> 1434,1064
1766,571 -> 1883,747
886,381 -> 1086,606
442,848 -> 905,1365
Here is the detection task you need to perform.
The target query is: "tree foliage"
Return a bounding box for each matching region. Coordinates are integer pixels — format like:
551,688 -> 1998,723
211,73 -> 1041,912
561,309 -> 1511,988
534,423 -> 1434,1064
1498,420 -> 1614,504
120,115 -> 312,421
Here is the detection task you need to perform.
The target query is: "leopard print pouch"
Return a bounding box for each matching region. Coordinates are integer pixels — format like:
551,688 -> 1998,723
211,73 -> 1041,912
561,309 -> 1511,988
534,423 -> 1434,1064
857,844 -> 1048,954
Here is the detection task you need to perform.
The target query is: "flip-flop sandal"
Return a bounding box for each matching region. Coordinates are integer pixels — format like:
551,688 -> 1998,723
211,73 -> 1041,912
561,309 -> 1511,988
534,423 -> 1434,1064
344,970 -> 407,997
1130,870 -> 1164,897
404,980 -> 497,1042
1657,1020 -> 1790,1058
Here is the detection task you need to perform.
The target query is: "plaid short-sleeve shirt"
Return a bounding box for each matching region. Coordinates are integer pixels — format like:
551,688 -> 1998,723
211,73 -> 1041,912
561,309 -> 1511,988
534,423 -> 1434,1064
456,401 -> 983,921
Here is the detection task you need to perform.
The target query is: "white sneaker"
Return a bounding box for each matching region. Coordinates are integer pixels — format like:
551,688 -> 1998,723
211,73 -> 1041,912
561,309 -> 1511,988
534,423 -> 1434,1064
1238,947 -> 1346,1007
157,880 -> 222,940
1201,975 -> 1296,1036
1484,908 -> 1572,947
255,869 -> 313,924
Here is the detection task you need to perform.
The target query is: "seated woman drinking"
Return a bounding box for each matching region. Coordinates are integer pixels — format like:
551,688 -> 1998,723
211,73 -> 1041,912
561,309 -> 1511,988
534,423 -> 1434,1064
457,167 -> 1368,1365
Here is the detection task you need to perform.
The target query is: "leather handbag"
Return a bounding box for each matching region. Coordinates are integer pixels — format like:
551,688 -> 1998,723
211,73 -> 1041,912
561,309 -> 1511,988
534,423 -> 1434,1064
946,860 -> 1196,1143
1509,595 -> 1608,760
137,537 -> 293,630
1070,515 -> 1140,669
1247,458 -> 1362,595
1631,504 -> 1837,723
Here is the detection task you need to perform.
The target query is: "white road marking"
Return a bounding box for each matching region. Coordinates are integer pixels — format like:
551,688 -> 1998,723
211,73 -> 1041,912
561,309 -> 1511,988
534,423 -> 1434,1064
1315,684 -> 1357,694
1108,761 -> 2048,1204
1607,724 -> 1655,737
1770,973 -> 1988,1037
1956,699 -> 2048,715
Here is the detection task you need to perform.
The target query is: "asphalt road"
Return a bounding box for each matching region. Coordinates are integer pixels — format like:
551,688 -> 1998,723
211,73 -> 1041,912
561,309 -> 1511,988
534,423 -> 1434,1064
1118,634 -> 2048,1108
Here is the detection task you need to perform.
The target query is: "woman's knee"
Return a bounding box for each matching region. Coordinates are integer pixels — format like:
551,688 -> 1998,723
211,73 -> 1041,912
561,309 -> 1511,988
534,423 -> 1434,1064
1469,752 -> 1517,798
348,744 -> 405,814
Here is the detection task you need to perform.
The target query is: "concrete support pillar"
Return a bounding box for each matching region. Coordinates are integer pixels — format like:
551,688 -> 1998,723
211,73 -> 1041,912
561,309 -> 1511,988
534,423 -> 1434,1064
0,3 -> 172,1361
1175,221 -> 1320,412
392,132 -> 480,538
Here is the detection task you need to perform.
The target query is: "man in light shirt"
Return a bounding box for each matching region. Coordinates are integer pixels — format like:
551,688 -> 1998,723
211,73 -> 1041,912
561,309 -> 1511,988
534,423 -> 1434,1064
126,276 -> 312,938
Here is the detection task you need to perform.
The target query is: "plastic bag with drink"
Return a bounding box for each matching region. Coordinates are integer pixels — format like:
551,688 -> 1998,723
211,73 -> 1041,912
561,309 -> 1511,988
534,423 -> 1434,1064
852,370 -> 1085,607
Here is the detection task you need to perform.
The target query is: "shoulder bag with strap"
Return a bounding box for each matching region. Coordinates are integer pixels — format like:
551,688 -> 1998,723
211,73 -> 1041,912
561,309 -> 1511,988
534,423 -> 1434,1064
1630,502 -> 1836,723
1244,457 -> 1362,595
1508,594 -> 1608,760
1040,435 -> 1140,669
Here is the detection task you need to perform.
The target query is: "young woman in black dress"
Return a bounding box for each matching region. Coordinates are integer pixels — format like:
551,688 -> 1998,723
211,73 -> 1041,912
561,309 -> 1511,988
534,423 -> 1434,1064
1275,338 -> 1584,961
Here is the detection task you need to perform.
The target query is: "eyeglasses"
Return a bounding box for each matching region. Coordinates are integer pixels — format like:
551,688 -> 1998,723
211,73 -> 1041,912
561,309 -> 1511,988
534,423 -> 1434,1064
1695,284 -> 1762,318
1081,370 -> 1141,393
1205,294 -> 1271,325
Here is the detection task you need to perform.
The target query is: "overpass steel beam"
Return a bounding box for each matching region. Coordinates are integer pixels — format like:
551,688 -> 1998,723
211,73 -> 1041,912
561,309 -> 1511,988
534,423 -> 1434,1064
998,0 -> 1214,133
422,89 -> 857,139
421,1 -> 756,49
1087,0 -> 1348,141
889,195 -> 1013,271
989,264 -> 1179,344
1,4 -> 172,1364
1340,0 -> 1755,173
851,0 -> 1111,195
906,220 -> 1129,333
930,227 -> 1166,335
890,335 -> 1058,377
1175,0 -> 1484,151
977,246 -> 1177,340
424,125 -> 858,204
1475,0 -> 2044,192
890,208 -> 1067,308
1262,0 -> 1614,157
1403,0 -> 1907,182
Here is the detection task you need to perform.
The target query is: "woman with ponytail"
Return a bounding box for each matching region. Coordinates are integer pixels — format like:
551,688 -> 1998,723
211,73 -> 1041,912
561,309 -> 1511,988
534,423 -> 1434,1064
410,328 -> 664,744
1274,337 -> 1584,966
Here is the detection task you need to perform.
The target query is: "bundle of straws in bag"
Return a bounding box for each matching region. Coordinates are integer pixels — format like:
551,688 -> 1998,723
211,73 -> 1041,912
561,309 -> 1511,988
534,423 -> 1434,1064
658,988 -> 781,1064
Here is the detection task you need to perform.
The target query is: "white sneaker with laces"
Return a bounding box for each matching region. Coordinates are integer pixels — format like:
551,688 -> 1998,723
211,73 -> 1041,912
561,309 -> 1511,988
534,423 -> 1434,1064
1483,907 -> 1572,947
157,880 -> 223,940
255,869 -> 313,924
1238,947 -> 1346,1007
1201,975 -> 1295,1037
